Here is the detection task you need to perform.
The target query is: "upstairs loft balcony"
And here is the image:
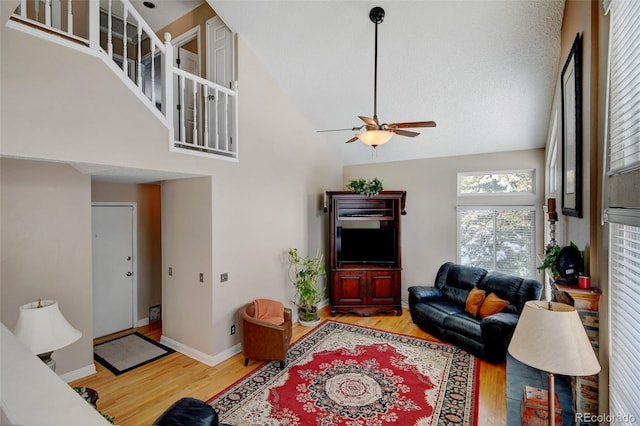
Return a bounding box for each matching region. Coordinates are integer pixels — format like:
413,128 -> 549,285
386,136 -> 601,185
9,0 -> 239,161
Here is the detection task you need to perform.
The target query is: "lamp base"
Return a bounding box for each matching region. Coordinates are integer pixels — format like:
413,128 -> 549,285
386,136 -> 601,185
37,351 -> 56,371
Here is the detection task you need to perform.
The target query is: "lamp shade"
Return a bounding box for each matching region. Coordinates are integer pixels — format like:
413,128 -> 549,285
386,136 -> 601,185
356,130 -> 394,147
13,300 -> 82,355
508,301 -> 600,377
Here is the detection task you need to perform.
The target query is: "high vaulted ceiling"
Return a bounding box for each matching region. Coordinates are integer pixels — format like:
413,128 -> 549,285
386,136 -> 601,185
142,1 -> 565,166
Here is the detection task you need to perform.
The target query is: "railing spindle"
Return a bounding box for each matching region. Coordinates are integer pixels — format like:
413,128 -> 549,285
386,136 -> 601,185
19,0 -> 27,18
214,88 -> 219,149
180,76 -> 186,144
88,0 -> 99,49
66,0 -> 73,34
107,0 -> 113,58
137,25 -> 142,89
192,79 -> 198,145
150,42 -> 156,105
122,6 -> 128,77
44,0 -> 51,27
162,33 -> 174,141
203,86 -> 209,147
224,93 -> 230,151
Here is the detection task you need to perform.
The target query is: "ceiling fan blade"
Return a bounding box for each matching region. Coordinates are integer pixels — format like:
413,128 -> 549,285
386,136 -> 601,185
346,136 -> 359,144
391,129 -> 420,137
317,127 -> 360,133
359,116 -> 377,126
390,121 -> 437,129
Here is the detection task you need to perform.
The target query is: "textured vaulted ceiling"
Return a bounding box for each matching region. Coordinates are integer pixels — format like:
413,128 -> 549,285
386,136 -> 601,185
207,0 -> 564,165
135,1 -> 564,165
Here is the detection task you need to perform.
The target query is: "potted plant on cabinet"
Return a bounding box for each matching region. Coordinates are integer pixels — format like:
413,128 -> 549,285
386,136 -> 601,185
288,248 -> 326,326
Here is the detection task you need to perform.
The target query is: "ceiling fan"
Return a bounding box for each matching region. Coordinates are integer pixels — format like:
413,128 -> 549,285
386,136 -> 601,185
319,7 -> 436,148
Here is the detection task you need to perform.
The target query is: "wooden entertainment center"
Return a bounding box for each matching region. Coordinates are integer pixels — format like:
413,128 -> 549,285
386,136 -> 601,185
326,191 -> 405,316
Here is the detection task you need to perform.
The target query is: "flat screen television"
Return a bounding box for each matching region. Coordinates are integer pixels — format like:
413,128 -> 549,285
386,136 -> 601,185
338,227 -> 396,264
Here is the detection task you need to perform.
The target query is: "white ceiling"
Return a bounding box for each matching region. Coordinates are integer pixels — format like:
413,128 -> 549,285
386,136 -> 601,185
128,0 -> 204,31
134,0 -> 565,167
207,0 -> 565,165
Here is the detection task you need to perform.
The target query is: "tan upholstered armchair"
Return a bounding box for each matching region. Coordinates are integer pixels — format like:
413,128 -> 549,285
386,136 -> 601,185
239,300 -> 292,369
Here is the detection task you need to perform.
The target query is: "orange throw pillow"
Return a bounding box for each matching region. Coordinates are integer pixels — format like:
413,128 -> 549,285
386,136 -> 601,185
478,293 -> 510,318
465,287 -> 486,317
253,299 -> 285,325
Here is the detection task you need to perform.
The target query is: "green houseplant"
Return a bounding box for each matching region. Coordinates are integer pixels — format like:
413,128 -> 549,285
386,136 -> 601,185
288,248 -> 326,325
73,387 -> 115,424
346,178 -> 384,196
537,241 -> 580,278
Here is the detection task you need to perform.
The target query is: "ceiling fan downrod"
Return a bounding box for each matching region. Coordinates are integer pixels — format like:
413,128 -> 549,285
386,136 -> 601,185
370,7 -> 384,124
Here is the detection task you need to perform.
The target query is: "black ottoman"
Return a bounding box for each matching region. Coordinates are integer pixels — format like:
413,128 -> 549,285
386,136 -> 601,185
153,397 -> 219,426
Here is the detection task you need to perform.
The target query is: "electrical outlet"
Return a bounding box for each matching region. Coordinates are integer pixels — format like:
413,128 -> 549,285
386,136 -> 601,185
230,324 -> 236,335
168,267 -> 173,276
221,272 -> 229,282
199,273 -> 204,283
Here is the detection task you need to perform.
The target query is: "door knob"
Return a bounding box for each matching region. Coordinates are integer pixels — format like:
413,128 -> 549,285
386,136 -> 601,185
126,272 -> 133,276
126,256 -> 132,261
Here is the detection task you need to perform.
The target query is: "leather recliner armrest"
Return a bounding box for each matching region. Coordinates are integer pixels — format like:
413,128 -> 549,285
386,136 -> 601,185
480,312 -> 519,343
408,286 -> 443,306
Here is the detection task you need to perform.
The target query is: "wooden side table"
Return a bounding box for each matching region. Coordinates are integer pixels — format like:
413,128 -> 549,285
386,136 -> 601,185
554,284 -> 601,425
521,385 -> 562,426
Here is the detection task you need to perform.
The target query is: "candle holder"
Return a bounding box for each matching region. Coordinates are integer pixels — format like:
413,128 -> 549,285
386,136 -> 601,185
546,198 -> 558,253
546,218 -> 558,254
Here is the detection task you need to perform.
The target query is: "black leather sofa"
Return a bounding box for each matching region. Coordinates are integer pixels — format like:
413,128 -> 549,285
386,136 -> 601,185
154,397 -> 229,426
408,262 -> 542,363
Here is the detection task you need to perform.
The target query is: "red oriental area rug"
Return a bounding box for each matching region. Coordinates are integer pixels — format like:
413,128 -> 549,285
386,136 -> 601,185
208,321 -> 478,425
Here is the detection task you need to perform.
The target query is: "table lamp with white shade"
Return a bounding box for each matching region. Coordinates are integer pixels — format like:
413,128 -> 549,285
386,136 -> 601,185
13,299 -> 82,371
508,300 -> 601,426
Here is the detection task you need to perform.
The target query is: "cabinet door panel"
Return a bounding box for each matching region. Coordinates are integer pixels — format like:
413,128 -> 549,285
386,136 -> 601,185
369,271 -> 399,304
332,271 -> 366,304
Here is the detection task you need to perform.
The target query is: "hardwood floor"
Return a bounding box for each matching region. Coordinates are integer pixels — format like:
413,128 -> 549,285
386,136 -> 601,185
70,307 -> 506,425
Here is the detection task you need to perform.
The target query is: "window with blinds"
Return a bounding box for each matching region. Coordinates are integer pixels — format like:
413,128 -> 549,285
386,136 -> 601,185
605,0 -> 640,419
607,0 -> 640,174
608,212 -> 640,420
457,206 -> 536,277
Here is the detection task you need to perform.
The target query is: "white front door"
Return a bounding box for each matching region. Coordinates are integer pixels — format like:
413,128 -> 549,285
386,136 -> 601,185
92,205 -> 135,338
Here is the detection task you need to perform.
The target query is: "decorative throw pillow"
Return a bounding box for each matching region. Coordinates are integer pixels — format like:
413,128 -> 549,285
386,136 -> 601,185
253,299 -> 285,325
465,287 -> 486,317
478,293 -> 510,318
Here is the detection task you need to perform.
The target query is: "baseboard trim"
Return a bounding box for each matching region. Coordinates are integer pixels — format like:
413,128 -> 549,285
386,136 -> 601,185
137,317 -> 150,327
60,363 -> 97,383
160,335 -> 242,367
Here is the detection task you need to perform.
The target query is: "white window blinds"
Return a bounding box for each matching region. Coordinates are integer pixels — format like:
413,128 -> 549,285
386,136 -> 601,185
457,206 -> 536,277
607,209 -> 640,420
607,0 -> 640,174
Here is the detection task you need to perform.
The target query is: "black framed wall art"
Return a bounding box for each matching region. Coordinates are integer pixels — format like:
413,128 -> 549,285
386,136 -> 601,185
561,33 -> 583,218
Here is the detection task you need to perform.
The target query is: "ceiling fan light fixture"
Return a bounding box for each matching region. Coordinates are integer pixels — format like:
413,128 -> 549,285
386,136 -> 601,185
356,130 -> 394,147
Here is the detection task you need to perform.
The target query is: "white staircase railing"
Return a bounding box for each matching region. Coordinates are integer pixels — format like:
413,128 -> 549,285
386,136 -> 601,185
11,0 -> 238,160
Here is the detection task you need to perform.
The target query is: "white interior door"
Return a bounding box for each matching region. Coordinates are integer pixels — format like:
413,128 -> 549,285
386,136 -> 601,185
206,16 -> 233,88
206,17 -> 234,148
92,205 -> 135,338
175,47 -> 199,144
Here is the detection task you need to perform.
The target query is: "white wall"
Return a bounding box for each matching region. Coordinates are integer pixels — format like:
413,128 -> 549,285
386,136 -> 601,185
181,36 -> 342,356
0,159 -> 94,375
0,19 -> 343,371
162,177 -> 215,356
344,148 -> 546,299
